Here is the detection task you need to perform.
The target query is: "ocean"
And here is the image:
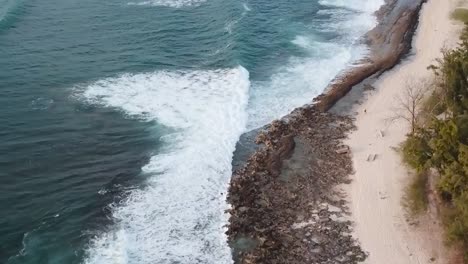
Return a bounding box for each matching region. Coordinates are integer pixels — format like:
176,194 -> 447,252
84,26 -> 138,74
0,0 -> 382,263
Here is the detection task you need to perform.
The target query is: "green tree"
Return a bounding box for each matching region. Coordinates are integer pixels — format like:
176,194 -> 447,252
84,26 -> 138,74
437,41 -> 468,115
429,119 -> 460,169
402,134 -> 431,170
446,191 -> 468,254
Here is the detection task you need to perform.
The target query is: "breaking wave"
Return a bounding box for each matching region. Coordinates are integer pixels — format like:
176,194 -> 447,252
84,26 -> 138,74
79,67 -> 250,264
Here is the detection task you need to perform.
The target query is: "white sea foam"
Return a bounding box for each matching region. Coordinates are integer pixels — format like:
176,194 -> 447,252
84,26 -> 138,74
225,3 -> 249,34
80,67 -> 250,264
30,97 -> 54,110
318,0 -> 384,13
246,0 -> 382,129
225,19 -> 238,35
247,39 -> 364,129
318,0 -> 383,36
127,0 -> 206,8
242,3 -> 251,12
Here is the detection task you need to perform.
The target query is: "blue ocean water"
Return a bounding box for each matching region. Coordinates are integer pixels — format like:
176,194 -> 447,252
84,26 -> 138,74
0,0 -> 382,263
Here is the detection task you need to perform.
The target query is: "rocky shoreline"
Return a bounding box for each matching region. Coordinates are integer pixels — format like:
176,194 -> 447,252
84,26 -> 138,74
227,0 -> 426,263
314,0 -> 426,112
228,110 -> 363,263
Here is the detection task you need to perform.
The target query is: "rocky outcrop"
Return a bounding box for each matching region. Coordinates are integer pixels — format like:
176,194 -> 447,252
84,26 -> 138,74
227,108 -> 364,264
314,0 -> 426,112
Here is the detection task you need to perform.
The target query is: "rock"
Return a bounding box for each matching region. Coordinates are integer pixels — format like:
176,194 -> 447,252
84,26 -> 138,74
367,153 -> 377,161
335,256 -> 348,262
310,236 -> 321,244
335,146 -> 350,154
255,199 -> 269,207
379,130 -> 385,138
311,247 -> 323,254
264,135 -> 296,176
238,206 -> 249,212
255,132 -> 268,144
363,83 -> 376,91
328,204 -> 341,213
319,216 -> 330,223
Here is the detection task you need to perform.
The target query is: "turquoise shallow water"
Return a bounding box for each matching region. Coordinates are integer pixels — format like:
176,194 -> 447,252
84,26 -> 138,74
0,0 -> 380,263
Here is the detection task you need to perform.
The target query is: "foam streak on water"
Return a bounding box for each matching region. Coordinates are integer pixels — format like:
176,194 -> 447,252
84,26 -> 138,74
127,0 -> 206,8
80,67 -> 250,264
247,40 -> 355,129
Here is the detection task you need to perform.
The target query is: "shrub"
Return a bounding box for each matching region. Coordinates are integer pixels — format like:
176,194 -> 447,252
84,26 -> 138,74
401,135 -> 431,170
403,170 -> 429,215
423,91 -> 446,117
446,192 -> 468,257
452,8 -> 468,23
438,161 -> 467,198
428,119 -> 460,169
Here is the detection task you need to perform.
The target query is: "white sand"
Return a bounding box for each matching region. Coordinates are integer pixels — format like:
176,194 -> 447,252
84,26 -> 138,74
345,0 -> 463,263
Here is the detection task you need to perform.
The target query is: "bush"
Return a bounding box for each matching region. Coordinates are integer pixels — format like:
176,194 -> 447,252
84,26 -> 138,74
446,192 -> 468,257
452,8 -> 468,23
437,44 -> 468,115
455,115 -> 468,144
423,91 -> 446,116
438,161 -> 468,198
440,144 -> 468,198
401,135 -> 431,170
403,170 -> 429,215
428,119 -> 460,169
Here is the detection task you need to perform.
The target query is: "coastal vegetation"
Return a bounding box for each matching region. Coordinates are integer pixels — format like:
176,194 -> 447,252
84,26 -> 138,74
400,25 -> 468,259
452,8 -> 468,23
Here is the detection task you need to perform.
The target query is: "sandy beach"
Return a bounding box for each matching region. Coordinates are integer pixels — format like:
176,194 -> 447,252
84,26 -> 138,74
343,0 -> 463,263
